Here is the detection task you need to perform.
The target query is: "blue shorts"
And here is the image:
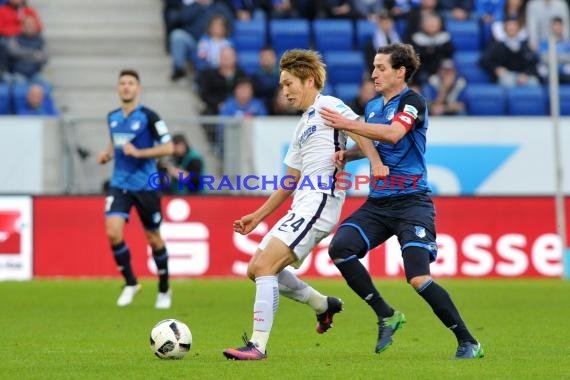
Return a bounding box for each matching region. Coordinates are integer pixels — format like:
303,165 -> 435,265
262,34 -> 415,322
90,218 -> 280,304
105,187 -> 163,231
338,192 -> 438,262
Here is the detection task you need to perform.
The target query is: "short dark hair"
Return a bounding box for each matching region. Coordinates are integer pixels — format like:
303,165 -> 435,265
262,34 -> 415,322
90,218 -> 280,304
172,133 -> 190,149
377,43 -> 421,83
119,69 -> 140,83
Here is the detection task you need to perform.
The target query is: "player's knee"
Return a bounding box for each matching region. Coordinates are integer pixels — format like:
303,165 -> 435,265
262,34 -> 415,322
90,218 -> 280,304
145,231 -> 164,250
329,227 -> 366,262
408,275 -> 431,290
105,226 -> 123,245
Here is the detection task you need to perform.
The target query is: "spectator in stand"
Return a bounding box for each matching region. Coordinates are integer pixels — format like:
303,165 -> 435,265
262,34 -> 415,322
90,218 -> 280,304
196,14 -> 232,71
219,77 -> 268,117
162,0 -> 184,52
526,0 -> 570,51
423,59 -> 467,115
475,0 -> 505,43
0,0 -> 43,38
15,83 -> 57,116
158,133 -> 205,194
198,46 -> 249,115
385,0 -> 421,22
6,15 -> 47,83
228,0 -> 260,21
480,17 -> 541,86
364,11 -> 402,74
316,0 -> 365,19
404,0 -> 438,42
410,12 -> 455,86
538,16 -> 570,83
169,0 -> 233,80
251,46 -> 280,112
491,0 -> 527,42
437,0 -> 473,20
348,78 -> 376,116
258,0 -> 300,19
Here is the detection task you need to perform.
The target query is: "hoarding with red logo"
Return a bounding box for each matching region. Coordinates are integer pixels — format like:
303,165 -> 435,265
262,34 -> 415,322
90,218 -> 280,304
0,196 -> 33,280
31,196 -> 568,278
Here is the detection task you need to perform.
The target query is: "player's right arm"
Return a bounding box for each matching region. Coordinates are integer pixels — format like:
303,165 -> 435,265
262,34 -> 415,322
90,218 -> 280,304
96,143 -> 114,164
233,166 -> 301,235
346,131 -> 389,177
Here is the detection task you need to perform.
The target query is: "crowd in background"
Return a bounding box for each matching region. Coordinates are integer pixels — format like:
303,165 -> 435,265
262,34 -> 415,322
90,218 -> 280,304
0,0 -> 57,116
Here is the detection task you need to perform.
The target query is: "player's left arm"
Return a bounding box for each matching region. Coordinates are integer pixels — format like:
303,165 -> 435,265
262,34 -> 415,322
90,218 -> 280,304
123,113 -> 174,159
320,95 -> 424,144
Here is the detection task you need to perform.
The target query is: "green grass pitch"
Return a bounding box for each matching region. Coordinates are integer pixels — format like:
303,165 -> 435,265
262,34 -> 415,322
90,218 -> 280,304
1,278 -> 569,379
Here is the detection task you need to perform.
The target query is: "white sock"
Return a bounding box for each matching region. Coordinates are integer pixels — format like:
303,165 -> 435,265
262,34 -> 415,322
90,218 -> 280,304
278,269 -> 328,313
250,275 -> 278,353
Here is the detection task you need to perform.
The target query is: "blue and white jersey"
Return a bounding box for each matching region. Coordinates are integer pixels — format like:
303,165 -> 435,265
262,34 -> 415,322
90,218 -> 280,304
365,88 -> 430,198
284,94 -> 356,199
107,104 -> 171,191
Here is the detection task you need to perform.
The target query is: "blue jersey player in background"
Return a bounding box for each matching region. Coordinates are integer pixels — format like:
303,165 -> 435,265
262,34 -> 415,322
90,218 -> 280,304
320,44 -> 484,359
96,69 -> 174,309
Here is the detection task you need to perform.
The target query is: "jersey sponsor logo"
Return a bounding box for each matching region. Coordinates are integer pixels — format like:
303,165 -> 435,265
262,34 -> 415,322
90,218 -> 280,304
335,103 -> 347,109
131,121 -> 141,131
155,120 -> 169,136
404,104 -> 419,119
113,132 -> 135,147
298,125 -> 317,145
415,226 -> 426,238
110,120 -> 118,128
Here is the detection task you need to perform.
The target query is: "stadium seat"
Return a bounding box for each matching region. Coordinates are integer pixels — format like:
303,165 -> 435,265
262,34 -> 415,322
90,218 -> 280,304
557,85 -> 570,116
237,50 -> 260,75
312,19 -> 354,52
324,51 -> 365,86
355,20 -> 376,49
11,82 -> 56,115
0,83 -> 10,115
322,82 -> 333,96
506,86 -> 547,116
269,19 -> 311,57
454,51 -> 491,83
445,19 -> 481,51
465,84 -> 506,115
334,83 -> 360,103
232,20 -> 266,52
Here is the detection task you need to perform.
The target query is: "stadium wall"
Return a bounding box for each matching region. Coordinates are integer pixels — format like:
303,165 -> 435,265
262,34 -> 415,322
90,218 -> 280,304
0,196 -> 567,280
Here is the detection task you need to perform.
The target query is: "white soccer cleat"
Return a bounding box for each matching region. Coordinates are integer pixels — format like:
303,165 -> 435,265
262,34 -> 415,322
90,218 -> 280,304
155,289 -> 172,309
117,284 -> 142,307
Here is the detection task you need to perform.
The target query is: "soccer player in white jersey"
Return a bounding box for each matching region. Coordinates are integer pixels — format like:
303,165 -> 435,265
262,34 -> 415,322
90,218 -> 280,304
223,49 -> 388,360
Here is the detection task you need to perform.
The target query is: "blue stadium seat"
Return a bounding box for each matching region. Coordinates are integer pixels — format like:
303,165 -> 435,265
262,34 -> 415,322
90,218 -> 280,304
355,20 -> 376,49
269,19 -> 311,56
506,86 -> 547,116
445,19 -> 481,51
324,51 -> 365,86
0,83 -> 10,114
313,19 -> 354,52
12,82 -> 57,115
334,83 -> 360,103
237,50 -> 260,75
466,84 -> 506,115
232,20 -> 266,52
454,51 -> 491,83
321,82 -> 333,96
558,85 -> 570,116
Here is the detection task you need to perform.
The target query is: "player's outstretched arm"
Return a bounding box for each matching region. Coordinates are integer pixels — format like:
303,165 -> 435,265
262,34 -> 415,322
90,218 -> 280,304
320,106 -> 407,144
347,132 -> 389,177
233,166 -> 301,235
96,143 -> 114,164
123,140 -> 174,159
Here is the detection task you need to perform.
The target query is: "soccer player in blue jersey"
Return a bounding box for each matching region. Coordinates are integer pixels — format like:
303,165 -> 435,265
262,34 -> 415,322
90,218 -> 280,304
319,43 -> 484,359
96,69 -> 174,309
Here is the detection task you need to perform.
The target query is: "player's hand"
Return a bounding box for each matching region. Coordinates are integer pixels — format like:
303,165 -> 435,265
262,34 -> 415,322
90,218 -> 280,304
123,142 -> 140,158
371,162 -> 390,177
320,107 -> 350,131
233,213 -> 260,235
96,151 -> 111,164
332,150 -> 347,169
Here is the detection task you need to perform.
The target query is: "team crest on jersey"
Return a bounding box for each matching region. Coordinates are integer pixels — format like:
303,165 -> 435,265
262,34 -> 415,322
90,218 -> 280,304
131,121 -> 141,131
386,108 -> 395,121
415,226 -> 426,238
307,108 -> 315,120
110,121 -> 118,128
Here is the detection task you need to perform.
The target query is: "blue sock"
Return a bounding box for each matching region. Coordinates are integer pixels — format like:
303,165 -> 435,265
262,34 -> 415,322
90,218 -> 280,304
112,242 -> 136,285
153,246 -> 169,293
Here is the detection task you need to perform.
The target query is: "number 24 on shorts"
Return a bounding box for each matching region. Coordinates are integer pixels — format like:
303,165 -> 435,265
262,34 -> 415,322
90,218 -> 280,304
278,213 -> 306,232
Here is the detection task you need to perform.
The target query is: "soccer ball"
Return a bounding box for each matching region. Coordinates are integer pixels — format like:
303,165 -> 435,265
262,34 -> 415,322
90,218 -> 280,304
150,319 -> 192,359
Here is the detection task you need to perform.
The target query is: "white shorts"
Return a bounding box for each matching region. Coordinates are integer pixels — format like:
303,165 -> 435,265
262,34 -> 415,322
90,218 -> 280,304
259,191 -> 344,268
